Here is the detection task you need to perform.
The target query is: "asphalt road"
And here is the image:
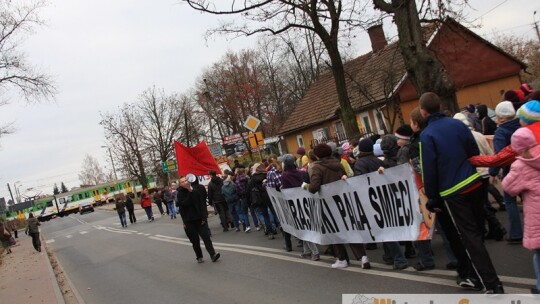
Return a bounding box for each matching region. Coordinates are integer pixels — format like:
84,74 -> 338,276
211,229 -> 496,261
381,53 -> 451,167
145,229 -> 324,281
41,208 -> 535,304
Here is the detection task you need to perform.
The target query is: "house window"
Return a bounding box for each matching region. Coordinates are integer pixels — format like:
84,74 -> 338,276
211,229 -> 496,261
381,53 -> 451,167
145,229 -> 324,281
334,121 -> 346,139
296,135 -> 304,148
372,109 -> 387,134
359,112 -> 373,133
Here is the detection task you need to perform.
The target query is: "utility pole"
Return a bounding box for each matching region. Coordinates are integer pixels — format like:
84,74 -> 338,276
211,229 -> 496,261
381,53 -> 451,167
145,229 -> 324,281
101,146 -> 118,191
7,183 -> 15,206
534,11 -> 540,43
184,110 -> 190,147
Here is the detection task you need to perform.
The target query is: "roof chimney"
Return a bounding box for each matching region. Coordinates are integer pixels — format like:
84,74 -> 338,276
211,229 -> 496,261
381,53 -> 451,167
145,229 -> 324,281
367,24 -> 387,53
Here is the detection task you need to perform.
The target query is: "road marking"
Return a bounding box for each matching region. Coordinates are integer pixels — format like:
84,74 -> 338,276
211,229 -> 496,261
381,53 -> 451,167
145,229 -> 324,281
80,231 -> 88,235
46,239 -> 55,244
66,235 -> 72,239
149,234 -> 532,293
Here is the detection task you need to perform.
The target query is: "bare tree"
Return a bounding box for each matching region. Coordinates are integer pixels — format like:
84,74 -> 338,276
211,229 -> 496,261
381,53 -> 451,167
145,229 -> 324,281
78,154 -> 106,185
101,107 -> 150,189
0,0 -> 57,140
182,0 -> 369,137
373,0 -> 470,113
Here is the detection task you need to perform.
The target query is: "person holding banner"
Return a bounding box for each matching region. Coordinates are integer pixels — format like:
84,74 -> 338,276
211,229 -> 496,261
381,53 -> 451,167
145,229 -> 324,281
309,143 -> 370,269
419,92 -> 503,294
280,154 -> 320,261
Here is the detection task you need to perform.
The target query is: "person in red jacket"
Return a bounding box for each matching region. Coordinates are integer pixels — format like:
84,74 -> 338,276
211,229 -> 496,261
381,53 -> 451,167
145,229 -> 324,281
140,188 -> 154,222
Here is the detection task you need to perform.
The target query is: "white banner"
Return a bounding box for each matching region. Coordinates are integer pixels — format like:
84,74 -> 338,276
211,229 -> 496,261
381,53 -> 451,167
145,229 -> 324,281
267,164 -> 422,245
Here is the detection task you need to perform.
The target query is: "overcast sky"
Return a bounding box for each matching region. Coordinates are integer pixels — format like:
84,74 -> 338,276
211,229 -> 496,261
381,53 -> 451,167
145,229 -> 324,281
0,0 -> 538,200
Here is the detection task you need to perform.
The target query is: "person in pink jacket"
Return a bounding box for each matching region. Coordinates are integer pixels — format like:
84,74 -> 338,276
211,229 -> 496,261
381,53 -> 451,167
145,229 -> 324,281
501,127 -> 540,294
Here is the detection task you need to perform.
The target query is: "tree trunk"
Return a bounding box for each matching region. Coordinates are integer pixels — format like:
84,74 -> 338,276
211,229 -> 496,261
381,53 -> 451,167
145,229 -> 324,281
392,0 -> 459,113
326,43 -> 361,138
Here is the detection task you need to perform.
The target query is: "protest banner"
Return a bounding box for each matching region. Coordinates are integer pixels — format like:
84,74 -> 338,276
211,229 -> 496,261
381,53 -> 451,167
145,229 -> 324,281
267,164 -> 426,245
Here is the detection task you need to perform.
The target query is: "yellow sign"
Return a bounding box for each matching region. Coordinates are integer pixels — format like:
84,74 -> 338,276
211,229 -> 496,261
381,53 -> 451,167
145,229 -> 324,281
248,132 -> 264,148
243,115 -> 261,132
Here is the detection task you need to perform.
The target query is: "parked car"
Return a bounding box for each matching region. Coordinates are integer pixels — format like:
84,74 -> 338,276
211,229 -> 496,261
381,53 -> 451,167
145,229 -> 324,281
79,202 -> 94,214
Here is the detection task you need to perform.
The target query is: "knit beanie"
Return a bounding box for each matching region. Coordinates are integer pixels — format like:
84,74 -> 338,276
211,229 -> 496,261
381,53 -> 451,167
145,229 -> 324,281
511,127 -> 537,154
495,101 -> 516,118
296,147 -> 306,155
465,104 -> 476,114
252,163 -> 267,175
341,142 -> 351,154
517,100 -> 540,125
279,154 -> 296,169
380,135 -> 399,154
394,124 -> 413,141
358,138 -> 374,153
313,143 -> 332,158
453,112 -> 471,128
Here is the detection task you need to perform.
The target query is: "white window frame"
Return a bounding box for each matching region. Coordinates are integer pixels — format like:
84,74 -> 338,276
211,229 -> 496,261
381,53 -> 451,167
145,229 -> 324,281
359,112 -> 373,133
372,109 -> 387,135
296,134 -> 304,147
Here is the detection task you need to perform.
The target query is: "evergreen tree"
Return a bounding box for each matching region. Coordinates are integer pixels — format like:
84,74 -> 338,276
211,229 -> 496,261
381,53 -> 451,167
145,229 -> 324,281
60,182 -> 69,193
53,183 -> 59,195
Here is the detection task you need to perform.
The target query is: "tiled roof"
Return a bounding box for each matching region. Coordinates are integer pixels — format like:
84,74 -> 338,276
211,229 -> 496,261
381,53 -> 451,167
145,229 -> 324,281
278,24 -> 440,135
279,42 -> 407,134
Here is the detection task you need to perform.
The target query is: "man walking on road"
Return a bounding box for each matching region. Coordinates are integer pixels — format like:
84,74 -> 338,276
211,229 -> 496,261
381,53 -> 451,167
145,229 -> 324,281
177,175 -> 220,263
125,194 -> 137,224
419,92 -> 503,294
25,213 -> 41,252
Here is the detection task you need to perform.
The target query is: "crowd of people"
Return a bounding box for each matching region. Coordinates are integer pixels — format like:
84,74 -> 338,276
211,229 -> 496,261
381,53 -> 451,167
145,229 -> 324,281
105,84 -> 539,294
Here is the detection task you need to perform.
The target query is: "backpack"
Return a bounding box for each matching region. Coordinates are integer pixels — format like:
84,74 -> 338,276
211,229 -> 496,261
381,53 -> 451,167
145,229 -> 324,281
221,183 -> 238,204
250,183 -> 269,207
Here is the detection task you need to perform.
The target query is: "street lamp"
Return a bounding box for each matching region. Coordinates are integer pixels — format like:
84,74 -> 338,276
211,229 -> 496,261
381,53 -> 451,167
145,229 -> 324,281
101,146 -> 118,191
14,181 -> 22,203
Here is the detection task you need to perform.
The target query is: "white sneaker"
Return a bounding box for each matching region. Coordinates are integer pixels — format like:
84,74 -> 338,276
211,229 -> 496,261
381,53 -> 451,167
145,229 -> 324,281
256,226 -> 261,231
361,256 -> 371,269
245,227 -> 251,232
331,259 -> 348,269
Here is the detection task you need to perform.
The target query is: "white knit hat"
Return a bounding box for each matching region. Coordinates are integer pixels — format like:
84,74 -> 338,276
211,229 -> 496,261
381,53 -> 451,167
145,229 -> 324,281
495,101 -> 516,118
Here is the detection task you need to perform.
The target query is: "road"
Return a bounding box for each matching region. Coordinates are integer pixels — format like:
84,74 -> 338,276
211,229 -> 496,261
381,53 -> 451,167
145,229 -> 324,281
41,208 -> 535,304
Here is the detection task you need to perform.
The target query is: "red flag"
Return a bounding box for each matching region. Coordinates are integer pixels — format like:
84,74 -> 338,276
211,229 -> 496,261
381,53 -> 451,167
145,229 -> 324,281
174,140 -> 221,176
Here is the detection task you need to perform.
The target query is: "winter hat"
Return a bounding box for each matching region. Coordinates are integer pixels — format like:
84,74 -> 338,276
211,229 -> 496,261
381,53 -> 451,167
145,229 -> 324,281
453,112 -> 471,128
394,124 -> 413,141
279,154 -> 296,168
313,143 -> 333,158
373,144 -> 384,157
517,100 -> 540,125
342,142 -> 351,154
296,147 -> 306,155
495,101 -> 516,118
465,104 -> 476,114
357,138 -> 374,153
511,127 -> 538,154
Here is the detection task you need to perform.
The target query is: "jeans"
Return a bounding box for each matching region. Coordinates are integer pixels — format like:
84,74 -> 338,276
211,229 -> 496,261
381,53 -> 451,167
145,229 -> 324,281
415,240 -> 435,267
503,191 -> 523,239
303,241 -> 319,255
488,184 -> 504,204
248,205 -> 259,227
166,202 -> 176,218
534,250 -> 540,290
383,242 -> 408,267
228,199 -> 250,228
256,205 -> 276,233
144,207 -> 154,220
118,212 -> 127,227
214,202 -> 233,229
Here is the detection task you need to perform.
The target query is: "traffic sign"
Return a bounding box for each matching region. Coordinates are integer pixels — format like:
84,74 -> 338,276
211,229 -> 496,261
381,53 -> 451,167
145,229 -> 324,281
161,159 -> 178,173
243,115 -> 261,132
248,131 -> 264,148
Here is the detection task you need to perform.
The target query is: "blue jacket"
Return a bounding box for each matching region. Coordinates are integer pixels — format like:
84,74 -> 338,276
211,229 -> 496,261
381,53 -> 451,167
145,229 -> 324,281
420,112 -> 481,199
489,118 -> 521,177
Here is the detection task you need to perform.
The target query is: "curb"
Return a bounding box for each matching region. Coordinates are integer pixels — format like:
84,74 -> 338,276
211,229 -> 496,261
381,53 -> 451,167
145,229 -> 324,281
44,238 -> 86,304
43,239 -> 66,304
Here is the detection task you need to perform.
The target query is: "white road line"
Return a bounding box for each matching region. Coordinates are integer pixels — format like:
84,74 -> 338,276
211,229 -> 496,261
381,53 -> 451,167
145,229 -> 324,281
80,231 -> 88,235
66,235 -> 72,239
149,234 -> 532,293
46,239 -> 55,244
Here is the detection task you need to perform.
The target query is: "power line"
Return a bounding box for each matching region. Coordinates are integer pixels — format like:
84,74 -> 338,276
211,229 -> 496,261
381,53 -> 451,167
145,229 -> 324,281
472,0 -> 510,22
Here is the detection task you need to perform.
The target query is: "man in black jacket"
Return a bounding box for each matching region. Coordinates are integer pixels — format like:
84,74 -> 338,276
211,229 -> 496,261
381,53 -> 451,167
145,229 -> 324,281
177,176 -> 220,263
125,194 -> 137,224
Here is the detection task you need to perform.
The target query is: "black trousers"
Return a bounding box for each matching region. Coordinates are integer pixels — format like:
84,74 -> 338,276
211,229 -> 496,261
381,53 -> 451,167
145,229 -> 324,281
184,220 -> 215,259
30,232 -> 41,252
127,208 -> 137,223
440,186 -> 500,289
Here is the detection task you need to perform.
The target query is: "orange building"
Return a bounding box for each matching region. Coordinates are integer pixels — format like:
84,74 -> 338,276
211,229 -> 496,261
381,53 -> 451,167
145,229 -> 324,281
278,18 -> 526,154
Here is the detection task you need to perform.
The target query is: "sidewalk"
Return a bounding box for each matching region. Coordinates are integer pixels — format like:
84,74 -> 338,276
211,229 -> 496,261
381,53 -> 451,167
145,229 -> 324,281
0,233 -> 65,304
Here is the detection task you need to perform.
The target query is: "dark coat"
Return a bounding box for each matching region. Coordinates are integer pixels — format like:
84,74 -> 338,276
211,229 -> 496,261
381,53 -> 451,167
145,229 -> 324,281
207,176 -> 226,205
246,172 -> 271,207
281,168 -> 305,189
354,154 -> 385,176
177,187 -> 207,222
308,157 -> 345,193
489,118 -> 521,177
115,200 -> 126,214
125,196 -> 134,211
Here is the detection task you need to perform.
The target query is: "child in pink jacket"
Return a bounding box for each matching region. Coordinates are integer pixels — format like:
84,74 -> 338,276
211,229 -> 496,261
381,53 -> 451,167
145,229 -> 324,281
502,127 -> 540,294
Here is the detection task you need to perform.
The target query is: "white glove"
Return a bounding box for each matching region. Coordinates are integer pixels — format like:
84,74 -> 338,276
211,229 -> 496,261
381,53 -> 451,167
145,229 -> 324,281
301,182 -> 309,190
